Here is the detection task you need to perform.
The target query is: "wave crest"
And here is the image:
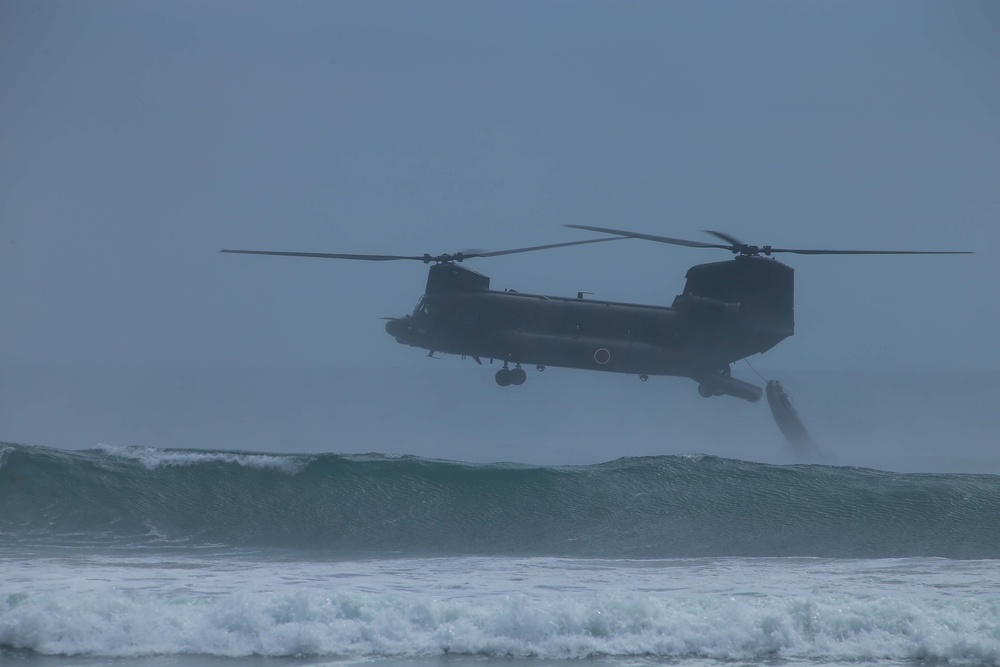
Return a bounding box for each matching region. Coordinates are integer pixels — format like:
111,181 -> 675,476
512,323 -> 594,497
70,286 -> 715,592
2,443 -> 998,558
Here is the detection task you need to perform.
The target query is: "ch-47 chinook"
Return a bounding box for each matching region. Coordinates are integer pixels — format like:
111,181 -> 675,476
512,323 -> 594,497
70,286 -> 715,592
221,225 -> 969,405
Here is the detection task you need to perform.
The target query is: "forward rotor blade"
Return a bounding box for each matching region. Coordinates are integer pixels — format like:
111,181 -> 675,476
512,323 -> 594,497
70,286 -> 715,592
220,250 -> 428,261
466,236 -> 627,258
221,236 -> 627,264
565,225 -> 729,249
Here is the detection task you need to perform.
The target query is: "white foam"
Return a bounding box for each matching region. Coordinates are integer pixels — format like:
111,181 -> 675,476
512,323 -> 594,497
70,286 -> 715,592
97,444 -> 307,474
2,589 -> 998,661
2,566 -> 998,662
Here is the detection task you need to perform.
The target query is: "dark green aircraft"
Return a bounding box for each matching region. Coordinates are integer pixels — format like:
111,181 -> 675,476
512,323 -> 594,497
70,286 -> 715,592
222,225 -> 968,403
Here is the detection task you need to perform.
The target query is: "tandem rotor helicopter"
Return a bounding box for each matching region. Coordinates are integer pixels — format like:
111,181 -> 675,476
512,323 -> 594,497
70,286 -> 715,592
222,225 -> 969,410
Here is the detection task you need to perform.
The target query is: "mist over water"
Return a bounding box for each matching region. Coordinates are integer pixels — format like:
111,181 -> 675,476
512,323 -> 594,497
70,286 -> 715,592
1,366 -> 996,472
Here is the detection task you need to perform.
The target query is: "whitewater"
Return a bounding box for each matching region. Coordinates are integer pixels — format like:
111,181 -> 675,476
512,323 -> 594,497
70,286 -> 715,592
2,367 -> 999,665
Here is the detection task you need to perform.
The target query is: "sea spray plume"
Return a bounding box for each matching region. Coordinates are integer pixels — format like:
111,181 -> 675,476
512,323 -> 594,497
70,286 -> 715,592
1,443 -> 999,557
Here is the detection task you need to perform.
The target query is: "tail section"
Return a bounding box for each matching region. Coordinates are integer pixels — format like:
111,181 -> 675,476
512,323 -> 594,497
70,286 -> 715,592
675,256 -> 794,356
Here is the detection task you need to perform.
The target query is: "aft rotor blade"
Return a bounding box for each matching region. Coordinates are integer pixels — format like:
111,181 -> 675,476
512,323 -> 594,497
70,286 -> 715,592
566,225 -> 972,256
565,224 -> 729,249
702,230 -> 745,248
699,231 -> 971,255
767,248 -> 973,255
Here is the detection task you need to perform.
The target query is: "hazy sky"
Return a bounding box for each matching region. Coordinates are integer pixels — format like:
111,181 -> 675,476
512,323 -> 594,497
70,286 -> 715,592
2,0 -> 998,372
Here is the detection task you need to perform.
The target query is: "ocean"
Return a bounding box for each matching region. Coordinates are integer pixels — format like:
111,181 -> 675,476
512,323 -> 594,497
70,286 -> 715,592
2,367 -> 999,666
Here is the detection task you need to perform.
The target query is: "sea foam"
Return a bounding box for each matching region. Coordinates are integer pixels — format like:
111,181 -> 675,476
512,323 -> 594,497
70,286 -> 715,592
97,443 -> 308,473
2,585 -> 998,662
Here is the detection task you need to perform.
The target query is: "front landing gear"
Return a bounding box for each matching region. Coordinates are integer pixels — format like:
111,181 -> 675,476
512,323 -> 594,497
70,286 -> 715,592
495,363 -> 527,387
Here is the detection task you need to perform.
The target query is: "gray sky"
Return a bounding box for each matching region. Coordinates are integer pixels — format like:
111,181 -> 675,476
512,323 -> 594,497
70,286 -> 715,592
2,0 -> 998,372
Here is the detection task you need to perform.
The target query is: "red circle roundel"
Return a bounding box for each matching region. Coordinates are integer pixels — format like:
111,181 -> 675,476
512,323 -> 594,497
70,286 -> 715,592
594,348 -> 611,365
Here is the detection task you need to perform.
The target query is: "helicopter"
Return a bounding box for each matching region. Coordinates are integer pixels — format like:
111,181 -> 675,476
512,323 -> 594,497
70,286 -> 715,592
221,225 -> 969,403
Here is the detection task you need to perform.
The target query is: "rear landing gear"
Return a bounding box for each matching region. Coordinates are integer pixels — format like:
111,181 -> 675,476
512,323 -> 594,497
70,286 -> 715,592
495,363 -> 527,387
698,366 -> 731,398
698,383 -> 719,398
695,365 -> 763,402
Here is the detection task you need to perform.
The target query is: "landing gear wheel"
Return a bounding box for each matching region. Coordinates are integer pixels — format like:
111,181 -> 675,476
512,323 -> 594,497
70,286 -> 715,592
510,367 -> 527,385
698,383 -> 714,398
495,369 -> 512,386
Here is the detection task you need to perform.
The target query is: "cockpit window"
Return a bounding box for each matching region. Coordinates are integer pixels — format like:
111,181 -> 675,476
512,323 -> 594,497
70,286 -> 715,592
413,297 -> 433,316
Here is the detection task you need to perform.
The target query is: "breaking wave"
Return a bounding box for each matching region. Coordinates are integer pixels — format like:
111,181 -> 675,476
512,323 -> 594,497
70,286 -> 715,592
3,583 -> 998,662
2,443 -> 999,558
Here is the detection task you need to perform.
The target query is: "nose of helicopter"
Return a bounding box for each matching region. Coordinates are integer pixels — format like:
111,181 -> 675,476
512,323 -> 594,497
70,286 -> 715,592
384,316 -> 409,342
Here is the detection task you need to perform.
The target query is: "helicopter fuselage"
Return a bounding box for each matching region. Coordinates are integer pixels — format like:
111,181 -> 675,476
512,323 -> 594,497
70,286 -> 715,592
383,258 -> 794,400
